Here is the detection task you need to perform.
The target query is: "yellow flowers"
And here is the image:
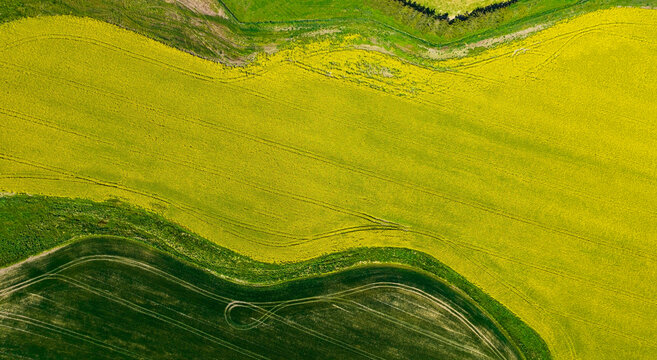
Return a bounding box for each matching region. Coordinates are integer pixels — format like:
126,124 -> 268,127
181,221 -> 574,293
1,8 -> 657,359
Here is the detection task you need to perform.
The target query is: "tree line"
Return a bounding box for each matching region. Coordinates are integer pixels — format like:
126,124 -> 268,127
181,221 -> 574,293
391,0 -> 518,23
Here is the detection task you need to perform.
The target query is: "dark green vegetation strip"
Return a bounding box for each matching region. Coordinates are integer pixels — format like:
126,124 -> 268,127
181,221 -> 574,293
1,0 -> 654,64
0,195 -> 550,359
391,0 -> 519,23
0,237 -> 521,359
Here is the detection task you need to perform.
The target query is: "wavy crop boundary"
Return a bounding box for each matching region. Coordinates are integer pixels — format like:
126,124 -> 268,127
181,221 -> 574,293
0,194 -> 551,359
1,0 -> 654,64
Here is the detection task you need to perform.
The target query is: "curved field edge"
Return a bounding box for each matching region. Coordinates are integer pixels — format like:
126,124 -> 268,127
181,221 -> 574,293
0,194 -> 551,359
0,236 -> 522,359
1,0 -> 655,64
2,8 -> 656,359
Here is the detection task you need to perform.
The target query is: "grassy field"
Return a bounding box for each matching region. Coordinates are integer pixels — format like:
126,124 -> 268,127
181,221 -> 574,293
219,0 -> 501,20
1,7 -> 657,359
0,235 -> 523,359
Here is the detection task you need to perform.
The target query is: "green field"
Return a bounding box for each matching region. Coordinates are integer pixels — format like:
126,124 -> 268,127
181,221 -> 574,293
218,0 -> 501,21
1,2 -> 656,360
0,236 -> 524,359
0,195 -> 546,359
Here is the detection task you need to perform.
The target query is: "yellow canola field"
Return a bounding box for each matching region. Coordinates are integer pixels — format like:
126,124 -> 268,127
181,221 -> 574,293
1,8 -> 657,359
